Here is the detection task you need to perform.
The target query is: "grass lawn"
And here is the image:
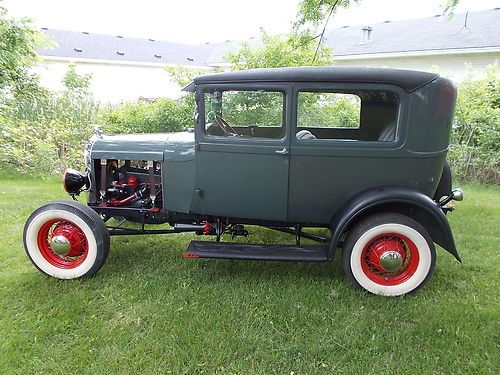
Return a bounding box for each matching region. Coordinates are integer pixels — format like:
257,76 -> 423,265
0,176 -> 498,374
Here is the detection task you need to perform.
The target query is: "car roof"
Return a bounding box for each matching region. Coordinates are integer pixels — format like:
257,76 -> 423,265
186,66 -> 439,93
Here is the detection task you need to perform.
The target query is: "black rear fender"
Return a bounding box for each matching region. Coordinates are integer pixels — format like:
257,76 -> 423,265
328,186 -> 461,262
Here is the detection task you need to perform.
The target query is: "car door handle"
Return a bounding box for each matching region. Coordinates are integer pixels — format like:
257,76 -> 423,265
275,147 -> 289,155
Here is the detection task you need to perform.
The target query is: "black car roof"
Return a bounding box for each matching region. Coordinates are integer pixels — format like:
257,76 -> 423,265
187,67 -> 439,93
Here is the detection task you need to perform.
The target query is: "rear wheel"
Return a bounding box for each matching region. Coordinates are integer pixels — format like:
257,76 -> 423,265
342,213 -> 436,296
24,201 -> 110,279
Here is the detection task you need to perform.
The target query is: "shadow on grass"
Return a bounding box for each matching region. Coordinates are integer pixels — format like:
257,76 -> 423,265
106,245 -> 344,281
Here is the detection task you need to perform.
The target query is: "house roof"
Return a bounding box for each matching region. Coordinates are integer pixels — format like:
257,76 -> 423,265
37,9 -> 500,66
38,28 -> 210,67
325,8 -> 500,57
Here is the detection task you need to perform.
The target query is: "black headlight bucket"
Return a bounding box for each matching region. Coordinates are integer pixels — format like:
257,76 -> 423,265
63,168 -> 90,195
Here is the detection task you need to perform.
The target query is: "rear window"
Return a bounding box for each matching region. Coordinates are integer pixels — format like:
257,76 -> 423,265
296,90 -> 400,142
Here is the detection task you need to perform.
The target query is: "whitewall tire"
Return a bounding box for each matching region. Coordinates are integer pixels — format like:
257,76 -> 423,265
23,201 -> 110,279
342,213 -> 436,296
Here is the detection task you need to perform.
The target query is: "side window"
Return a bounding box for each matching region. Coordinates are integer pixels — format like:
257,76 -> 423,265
296,90 -> 400,142
298,92 -> 361,129
204,89 -> 285,139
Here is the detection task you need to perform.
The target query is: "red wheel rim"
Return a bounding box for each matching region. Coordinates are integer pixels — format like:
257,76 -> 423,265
37,219 -> 88,269
361,232 -> 419,286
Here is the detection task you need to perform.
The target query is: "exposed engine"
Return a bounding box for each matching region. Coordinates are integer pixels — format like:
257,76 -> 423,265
63,159 -> 163,210
99,160 -> 162,209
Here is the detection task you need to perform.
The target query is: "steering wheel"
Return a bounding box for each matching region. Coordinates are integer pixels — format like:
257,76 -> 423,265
215,114 -> 238,137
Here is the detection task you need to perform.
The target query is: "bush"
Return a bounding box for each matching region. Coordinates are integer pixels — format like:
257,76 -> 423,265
0,61 -> 195,176
0,65 -> 99,175
99,95 -> 194,134
449,67 -> 499,184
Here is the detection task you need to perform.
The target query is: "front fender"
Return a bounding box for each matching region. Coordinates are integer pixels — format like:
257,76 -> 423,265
328,186 -> 461,262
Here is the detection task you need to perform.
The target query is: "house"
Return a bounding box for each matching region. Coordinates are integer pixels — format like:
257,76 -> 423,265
325,9 -> 500,80
37,9 -> 500,103
36,29 -> 213,103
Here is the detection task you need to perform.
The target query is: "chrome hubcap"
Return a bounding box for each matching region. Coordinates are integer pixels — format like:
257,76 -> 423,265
50,235 -> 71,255
379,251 -> 403,272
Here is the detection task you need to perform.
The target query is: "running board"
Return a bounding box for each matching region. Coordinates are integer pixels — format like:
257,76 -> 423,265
184,241 -> 328,262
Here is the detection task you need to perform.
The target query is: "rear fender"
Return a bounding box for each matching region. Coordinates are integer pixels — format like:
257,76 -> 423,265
328,186 -> 461,262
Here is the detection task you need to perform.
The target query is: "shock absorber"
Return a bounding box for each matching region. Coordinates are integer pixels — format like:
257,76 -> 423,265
100,159 -> 107,200
148,160 -> 156,206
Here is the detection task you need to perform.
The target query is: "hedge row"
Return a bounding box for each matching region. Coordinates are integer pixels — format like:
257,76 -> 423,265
1,69 -> 498,183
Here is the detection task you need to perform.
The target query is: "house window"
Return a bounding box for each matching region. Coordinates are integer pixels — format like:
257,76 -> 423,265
204,90 -> 285,139
296,90 -> 400,142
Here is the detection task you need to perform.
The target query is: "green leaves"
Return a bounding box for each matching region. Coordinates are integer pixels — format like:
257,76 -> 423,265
0,64 -> 99,176
295,0 -> 359,29
63,64 -> 92,95
99,95 -> 194,135
0,7 -> 49,98
225,31 -> 334,70
449,65 -> 500,183
442,0 -> 461,16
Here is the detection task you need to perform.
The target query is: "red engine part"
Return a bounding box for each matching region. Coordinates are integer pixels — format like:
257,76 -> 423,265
127,176 -> 139,186
108,194 -> 137,207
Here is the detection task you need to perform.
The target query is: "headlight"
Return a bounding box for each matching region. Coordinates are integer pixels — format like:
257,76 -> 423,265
63,168 -> 90,195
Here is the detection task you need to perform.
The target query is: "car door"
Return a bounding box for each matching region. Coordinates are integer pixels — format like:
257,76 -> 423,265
288,82 -> 409,224
193,83 -> 291,222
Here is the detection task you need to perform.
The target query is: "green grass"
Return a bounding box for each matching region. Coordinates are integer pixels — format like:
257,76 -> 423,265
0,177 -> 498,374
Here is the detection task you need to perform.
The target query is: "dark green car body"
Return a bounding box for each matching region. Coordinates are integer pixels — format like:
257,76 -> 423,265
89,67 -> 459,261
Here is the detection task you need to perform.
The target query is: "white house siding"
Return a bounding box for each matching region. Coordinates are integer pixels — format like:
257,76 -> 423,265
35,58 -> 206,103
36,52 -> 498,103
333,52 -> 500,83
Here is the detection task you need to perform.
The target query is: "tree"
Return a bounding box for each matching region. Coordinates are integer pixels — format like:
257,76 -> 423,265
225,30 -> 334,69
165,66 -> 207,88
295,0 -> 463,30
295,0 -> 359,30
63,64 -> 92,97
442,0 -> 462,15
293,0 -> 463,64
0,7 -> 47,99
292,1 -> 360,64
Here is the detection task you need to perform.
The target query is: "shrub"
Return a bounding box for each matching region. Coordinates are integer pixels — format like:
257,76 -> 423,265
0,65 -> 99,175
449,66 -> 499,184
99,95 -> 194,134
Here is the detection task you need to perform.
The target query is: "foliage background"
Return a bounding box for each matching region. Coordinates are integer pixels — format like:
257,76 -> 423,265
448,66 -> 499,183
0,6 -> 498,183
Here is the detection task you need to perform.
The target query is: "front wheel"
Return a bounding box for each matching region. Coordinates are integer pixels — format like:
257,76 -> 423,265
24,200 -> 110,279
342,213 -> 436,296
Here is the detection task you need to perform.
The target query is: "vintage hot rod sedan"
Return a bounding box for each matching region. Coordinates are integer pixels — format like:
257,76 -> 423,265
24,67 -> 464,296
